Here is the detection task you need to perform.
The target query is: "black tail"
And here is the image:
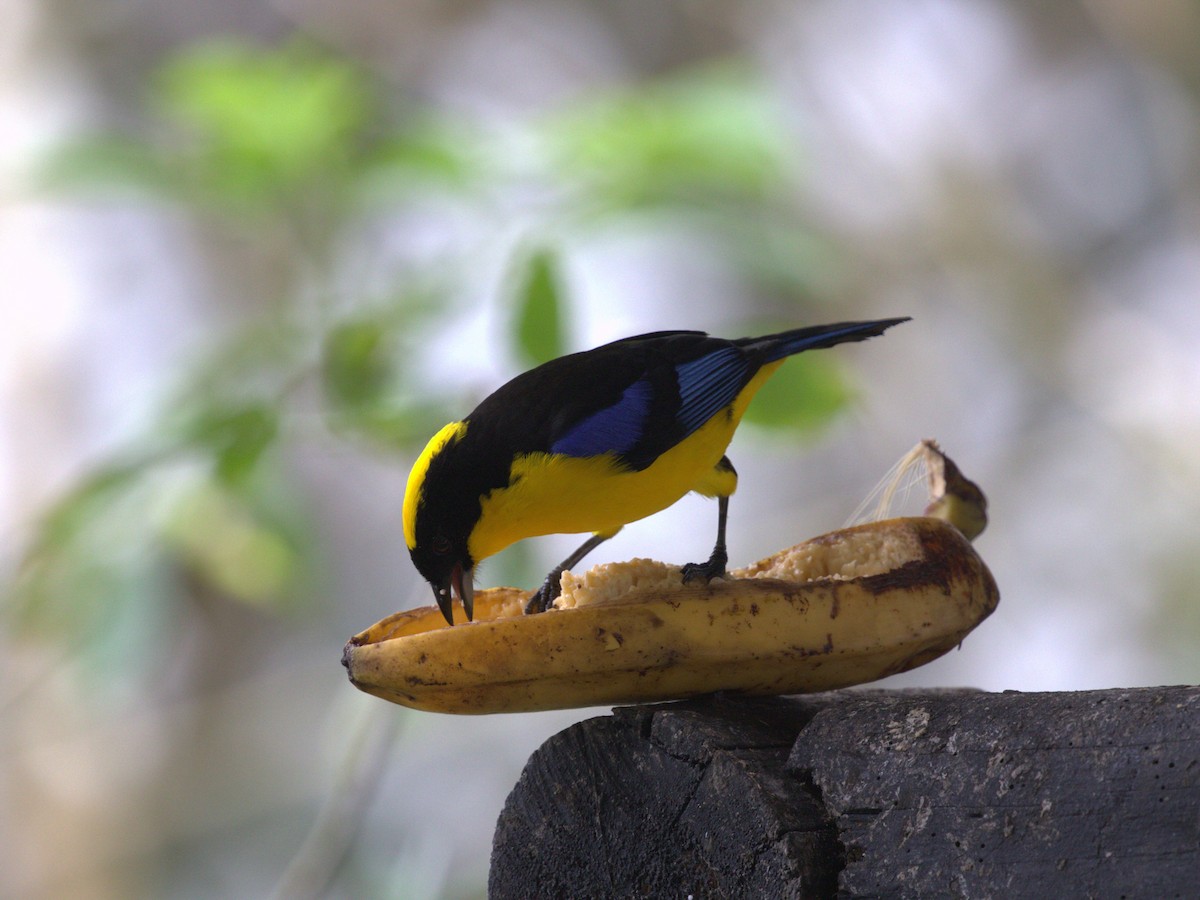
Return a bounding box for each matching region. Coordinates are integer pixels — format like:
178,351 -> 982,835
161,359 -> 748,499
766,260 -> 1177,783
742,317 -> 910,363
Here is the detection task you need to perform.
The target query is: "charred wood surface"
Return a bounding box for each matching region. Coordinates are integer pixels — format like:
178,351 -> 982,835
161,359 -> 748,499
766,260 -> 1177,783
490,686 -> 1200,898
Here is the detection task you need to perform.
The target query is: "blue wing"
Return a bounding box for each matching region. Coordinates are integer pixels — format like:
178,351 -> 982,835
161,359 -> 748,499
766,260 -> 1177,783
550,378 -> 655,458
674,346 -> 749,435
549,345 -> 751,463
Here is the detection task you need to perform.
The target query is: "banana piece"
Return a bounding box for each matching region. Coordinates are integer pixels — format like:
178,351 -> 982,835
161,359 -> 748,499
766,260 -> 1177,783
344,514 -> 999,715
919,439 -> 988,541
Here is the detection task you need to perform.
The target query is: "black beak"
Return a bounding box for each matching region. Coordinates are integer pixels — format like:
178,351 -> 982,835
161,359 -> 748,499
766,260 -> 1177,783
432,580 -> 454,626
452,562 -> 474,623
433,562 -> 474,626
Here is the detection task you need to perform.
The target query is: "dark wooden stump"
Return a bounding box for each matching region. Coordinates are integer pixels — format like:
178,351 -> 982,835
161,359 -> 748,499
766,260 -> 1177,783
490,686 -> 1200,898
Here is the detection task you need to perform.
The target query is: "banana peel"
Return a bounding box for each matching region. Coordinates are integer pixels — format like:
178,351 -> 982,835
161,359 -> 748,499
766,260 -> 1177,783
344,442 -> 998,714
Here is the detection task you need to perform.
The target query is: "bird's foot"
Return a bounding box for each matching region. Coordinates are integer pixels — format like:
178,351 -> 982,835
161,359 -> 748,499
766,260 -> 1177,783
524,573 -> 563,615
680,547 -> 728,584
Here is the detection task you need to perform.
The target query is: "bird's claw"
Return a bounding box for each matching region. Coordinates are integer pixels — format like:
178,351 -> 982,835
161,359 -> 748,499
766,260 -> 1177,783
680,549 -> 728,584
524,576 -> 563,615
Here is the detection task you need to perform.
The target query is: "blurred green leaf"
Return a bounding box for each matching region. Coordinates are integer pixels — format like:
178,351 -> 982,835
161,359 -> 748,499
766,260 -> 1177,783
160,479 -> 300,606
184,404 -> 279,485
32,461 -> 146,550
10,464 -> 168,658
154,318 -> 303,480
741,353 -> 855,433
512,246 -> 566,365
319,299 -> 462,449
323,319 -> 393,410
153,39 -> 371,202
175,318 -> 305,401
326,402 -> 454,452
359,119 -> 483,194
37,135 -> 170,197
484,539 -> 539,595
545,65 -> 791,211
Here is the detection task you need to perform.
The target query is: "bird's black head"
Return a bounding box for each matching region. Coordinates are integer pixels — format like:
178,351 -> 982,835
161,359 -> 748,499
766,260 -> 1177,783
403,421 -> 486,625
408,525 -> 474,626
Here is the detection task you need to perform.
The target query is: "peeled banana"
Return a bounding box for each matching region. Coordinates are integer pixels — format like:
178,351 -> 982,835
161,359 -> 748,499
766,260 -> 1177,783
344,441 -> 998,714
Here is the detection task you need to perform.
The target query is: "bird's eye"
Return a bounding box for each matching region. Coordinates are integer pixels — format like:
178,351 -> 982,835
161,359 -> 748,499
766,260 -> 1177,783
431,535 -> 451,555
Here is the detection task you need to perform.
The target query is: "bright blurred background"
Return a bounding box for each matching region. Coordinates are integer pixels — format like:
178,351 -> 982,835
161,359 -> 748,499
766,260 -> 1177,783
3,1 -> 1199,897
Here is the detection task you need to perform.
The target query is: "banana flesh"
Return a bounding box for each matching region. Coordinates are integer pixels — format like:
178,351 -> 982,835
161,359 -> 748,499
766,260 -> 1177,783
343,512 -> 999,715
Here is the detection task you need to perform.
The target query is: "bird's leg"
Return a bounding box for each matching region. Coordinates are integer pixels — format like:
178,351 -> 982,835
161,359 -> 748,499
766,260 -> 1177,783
525,530 -> 618,615
681,493 -> 730,584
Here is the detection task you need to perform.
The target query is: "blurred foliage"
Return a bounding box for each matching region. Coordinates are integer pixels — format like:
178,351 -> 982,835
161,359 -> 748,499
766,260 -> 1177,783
741,352 -> 856,434
511,245 -> 567,366
14,37 -> 863,686
323,319 -> 395,411
544,65 -> 792,210
187,403 -> 280,485
41,38 -> 475,217
160,477 -> 302,605
14,460 -> 153,641
154,40 -> 369,201
537,66 -> 832,299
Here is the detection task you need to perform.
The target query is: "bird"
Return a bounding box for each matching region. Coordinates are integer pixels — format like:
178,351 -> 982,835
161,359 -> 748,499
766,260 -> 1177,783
403,317 -> 909,625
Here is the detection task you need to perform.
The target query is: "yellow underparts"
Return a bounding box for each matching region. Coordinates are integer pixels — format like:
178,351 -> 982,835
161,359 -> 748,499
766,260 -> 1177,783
403,420 -> 467,550
468,360 -> 783,564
